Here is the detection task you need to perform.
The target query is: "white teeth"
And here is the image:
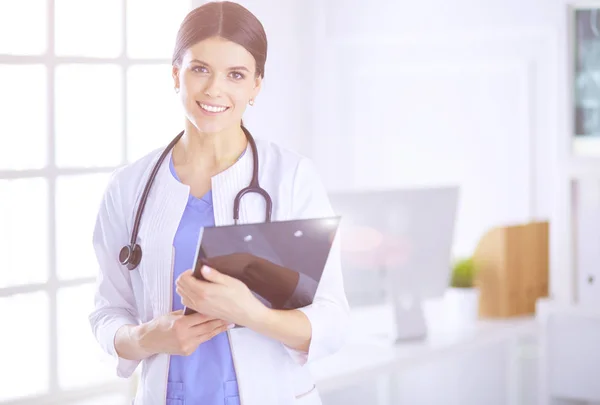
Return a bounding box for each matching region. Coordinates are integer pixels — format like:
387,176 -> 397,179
199,103 -> 227,113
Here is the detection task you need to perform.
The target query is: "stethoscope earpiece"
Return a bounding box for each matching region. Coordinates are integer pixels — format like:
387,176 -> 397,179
119,244 -> 142,270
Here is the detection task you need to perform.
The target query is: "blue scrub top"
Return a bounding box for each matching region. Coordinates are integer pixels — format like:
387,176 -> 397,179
166,155 -> 240,405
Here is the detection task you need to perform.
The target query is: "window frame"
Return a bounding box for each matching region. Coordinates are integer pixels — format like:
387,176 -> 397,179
0,1 -> 189,403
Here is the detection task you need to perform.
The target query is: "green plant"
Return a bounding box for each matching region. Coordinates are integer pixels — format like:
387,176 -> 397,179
450,257 -> 477,288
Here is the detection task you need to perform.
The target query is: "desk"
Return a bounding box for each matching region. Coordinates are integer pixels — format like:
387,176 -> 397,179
310,304 -> 539,405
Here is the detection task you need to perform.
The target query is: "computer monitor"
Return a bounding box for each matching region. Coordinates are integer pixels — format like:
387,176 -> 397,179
328,186 -> 460,341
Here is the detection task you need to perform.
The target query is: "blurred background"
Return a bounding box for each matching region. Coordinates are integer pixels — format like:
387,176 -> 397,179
1,0 -> 600,404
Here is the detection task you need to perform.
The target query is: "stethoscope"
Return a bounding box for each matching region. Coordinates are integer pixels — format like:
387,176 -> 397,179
119,125 -> 273,271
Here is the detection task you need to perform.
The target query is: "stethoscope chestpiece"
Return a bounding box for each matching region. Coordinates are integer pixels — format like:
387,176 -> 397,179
119,244 -> 142,271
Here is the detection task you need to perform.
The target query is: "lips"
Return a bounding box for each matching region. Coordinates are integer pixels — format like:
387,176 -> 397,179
197,101 -> 229,113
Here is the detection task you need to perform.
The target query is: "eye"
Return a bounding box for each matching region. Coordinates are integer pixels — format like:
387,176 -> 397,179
229,71 -> 245,80
192,66 -> 208,73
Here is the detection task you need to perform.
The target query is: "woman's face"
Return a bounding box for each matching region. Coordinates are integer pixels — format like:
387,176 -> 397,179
173,36 -> 262,134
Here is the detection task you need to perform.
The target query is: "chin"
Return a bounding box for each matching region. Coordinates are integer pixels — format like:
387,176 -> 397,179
196,122 -> 226,134
189,117 -> 229,134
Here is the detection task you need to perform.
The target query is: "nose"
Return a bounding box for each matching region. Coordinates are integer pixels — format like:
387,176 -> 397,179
203,74 -> 222,98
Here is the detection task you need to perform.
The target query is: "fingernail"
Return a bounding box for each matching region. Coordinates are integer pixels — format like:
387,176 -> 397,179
228,323 -> 235,329
201,266 -> 211,275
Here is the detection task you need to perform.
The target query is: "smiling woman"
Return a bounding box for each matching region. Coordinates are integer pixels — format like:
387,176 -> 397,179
89,2 -> 350,405
171,2 -> 266,135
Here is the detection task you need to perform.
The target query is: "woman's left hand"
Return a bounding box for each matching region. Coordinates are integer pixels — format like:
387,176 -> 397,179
175,265 -> 269,327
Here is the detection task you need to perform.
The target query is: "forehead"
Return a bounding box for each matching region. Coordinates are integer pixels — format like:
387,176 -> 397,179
182,36 -> 256,71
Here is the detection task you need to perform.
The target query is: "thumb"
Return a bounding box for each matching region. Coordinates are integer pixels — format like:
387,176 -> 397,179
201,265 -> 228,285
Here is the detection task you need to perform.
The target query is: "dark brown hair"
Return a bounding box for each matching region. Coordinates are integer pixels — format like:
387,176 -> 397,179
172,1 -> 268,78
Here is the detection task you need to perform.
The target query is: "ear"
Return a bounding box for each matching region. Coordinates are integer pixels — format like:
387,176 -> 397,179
251,75 -> 262,100
172,65 -> 181,91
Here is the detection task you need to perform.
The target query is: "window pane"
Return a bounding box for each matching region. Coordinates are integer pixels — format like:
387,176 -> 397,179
55,0 -> 122,57
0,0 -> 46,55
58,284 -> 119,390
0,65 -> 47,170
56,173 -> 112,280
0,178 -> 48,288
127,65 -> 182,161
126,0 -> 190,59
0,292 -> 49,401
55,64 -> 122,168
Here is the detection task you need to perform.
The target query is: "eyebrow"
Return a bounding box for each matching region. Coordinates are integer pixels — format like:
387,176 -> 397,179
190,59 -> 250,72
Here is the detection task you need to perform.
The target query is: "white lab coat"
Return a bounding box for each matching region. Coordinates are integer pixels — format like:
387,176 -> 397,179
88,137 -> 350,405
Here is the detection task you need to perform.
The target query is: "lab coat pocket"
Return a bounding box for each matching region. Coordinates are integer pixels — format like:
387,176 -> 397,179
289,363 -> 318,403
295,384 -> 321,405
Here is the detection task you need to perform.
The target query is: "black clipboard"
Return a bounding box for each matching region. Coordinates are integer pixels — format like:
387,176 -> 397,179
183,216 -> 341,315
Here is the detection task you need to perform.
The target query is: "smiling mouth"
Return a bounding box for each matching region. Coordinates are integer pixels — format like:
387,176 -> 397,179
197,101 -> 230,113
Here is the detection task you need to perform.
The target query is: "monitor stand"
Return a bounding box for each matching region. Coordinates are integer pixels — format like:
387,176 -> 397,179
390,294 -> 428,342
380,266 -> 429,342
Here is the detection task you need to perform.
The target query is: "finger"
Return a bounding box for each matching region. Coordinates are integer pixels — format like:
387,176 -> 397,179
175,279 -> 188,296
196,320 -> 234,342
175,284 -> 191,303
209,323 -> 233,339
178,273 -> 214,295
176,277 -> 206,299
176,287 -> 197,314
192,319 -> 229,339
176,269 -> 196,288
177,282 -> 222,314
193,318 -> 230,334
200,265 -> 231,285
185,312 -> 218,325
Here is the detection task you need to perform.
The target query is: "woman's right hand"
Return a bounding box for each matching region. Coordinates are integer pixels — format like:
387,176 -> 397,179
137,310 -> 234,356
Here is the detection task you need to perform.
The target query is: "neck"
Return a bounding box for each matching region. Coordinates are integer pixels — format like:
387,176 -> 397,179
173,121 -> 247,174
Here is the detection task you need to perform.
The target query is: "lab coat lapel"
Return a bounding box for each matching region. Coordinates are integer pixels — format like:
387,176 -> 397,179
138,149 -> 188,317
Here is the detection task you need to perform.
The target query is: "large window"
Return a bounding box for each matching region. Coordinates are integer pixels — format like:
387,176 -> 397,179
0,1 -> 190,404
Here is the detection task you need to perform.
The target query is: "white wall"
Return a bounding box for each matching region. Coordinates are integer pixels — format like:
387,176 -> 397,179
311,0 -> 573,303
311,4 -> 563,403
189,0 -> 577,303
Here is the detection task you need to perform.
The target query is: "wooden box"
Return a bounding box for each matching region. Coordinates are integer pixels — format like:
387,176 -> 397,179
473,221 -> 549,318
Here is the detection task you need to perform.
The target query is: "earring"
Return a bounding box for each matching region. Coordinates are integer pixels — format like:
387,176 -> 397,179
175,87 -> 179,93
249,99 -> 254,106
